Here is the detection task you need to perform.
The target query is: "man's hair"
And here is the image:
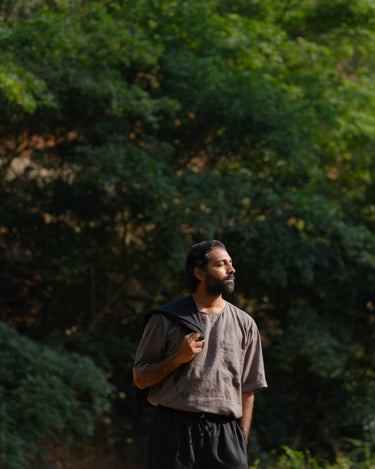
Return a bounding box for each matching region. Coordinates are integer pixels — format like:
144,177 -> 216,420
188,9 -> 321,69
185,239 -> 227,291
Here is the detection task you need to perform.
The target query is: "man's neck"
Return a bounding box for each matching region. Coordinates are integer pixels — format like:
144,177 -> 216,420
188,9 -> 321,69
192,291 -> 226,314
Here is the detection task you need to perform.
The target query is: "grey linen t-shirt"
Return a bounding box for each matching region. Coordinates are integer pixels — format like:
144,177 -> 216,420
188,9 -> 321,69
133,301 -> 267,418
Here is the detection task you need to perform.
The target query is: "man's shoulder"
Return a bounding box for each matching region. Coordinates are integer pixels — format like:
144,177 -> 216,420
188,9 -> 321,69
225,300 -> 247,316
143,310 -> 171,328
225,301 -> 255,326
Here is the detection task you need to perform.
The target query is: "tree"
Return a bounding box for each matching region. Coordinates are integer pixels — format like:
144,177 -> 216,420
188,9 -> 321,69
1,0 -> 375,462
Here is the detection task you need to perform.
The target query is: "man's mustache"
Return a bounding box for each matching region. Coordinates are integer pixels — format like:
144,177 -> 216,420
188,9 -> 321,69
225,275 -> 235,281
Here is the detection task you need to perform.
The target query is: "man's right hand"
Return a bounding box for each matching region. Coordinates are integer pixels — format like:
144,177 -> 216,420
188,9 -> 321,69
177,332 -> 205,364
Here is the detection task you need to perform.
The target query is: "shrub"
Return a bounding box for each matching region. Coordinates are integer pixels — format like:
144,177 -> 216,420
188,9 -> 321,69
0,322 -> 112,468
251,445 -> 375,469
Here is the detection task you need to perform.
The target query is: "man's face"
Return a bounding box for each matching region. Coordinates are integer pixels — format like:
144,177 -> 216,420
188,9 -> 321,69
203,247 -> 236,296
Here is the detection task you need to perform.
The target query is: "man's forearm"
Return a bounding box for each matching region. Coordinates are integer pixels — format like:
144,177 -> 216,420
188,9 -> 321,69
133,352 -> 183,389
240,392 -> 255,441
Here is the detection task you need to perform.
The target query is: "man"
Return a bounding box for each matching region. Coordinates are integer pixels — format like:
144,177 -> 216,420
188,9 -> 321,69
133,240 -> 267,469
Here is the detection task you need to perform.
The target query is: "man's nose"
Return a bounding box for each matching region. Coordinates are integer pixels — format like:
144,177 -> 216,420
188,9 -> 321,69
228,264 -> 235,274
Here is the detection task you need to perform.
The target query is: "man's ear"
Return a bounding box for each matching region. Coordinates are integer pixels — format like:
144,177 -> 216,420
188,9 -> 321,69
193,266 -> 205,282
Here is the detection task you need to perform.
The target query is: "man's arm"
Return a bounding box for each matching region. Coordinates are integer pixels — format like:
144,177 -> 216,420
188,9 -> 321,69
133,332 -> 204,390
240,392 -> 255,441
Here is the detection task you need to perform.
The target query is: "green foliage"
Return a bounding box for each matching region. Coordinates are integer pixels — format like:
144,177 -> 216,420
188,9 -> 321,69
0,322 -> 111,468
273,447 -> 322,469
1,0 -> 375,462
255,444 -> 375,469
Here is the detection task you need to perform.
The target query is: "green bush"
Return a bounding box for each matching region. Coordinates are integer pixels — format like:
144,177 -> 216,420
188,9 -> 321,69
249,445 -> 375,469
0,322 -> 112,469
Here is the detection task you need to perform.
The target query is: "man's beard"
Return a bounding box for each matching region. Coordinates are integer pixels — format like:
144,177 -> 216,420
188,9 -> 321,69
205,273 -> 235,296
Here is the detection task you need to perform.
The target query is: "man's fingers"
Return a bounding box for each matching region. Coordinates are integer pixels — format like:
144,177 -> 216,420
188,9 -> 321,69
178,333 -> 205,363
186,332 -> 201,341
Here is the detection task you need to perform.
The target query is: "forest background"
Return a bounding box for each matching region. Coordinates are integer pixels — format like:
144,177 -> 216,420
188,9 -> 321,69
1,0 -> 375,468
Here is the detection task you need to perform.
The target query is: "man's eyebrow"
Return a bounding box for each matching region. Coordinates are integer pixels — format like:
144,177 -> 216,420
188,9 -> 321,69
215,258 -> 232,263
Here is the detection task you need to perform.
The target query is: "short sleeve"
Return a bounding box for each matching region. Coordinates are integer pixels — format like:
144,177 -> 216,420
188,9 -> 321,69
133,313 -> 169,374
241,321 -> 268,393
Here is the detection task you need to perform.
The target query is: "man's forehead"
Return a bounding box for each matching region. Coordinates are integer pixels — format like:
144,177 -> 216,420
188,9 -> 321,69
208,247 -> 231,261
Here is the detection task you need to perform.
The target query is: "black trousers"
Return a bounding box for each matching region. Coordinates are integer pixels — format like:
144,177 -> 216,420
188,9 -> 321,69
148,406 -> 248,469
